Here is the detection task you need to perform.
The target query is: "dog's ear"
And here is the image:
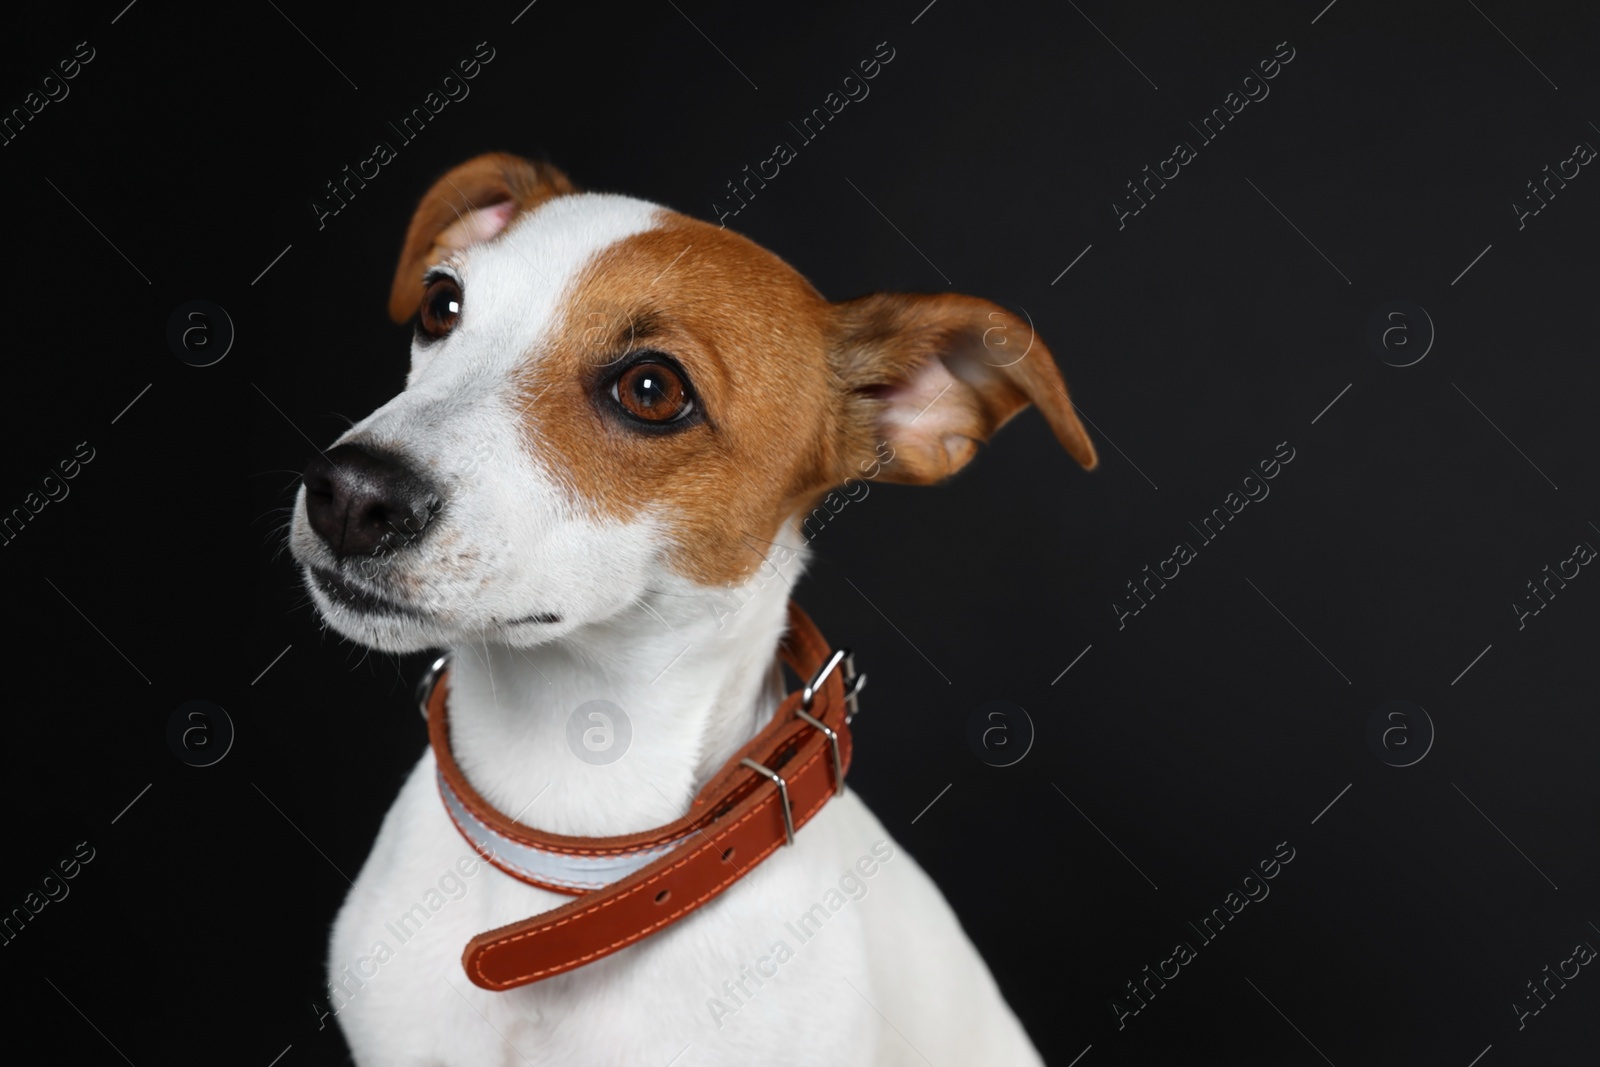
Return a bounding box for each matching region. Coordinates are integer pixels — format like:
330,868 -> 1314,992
387,152 -> 577,322
829,292 -> 1097,483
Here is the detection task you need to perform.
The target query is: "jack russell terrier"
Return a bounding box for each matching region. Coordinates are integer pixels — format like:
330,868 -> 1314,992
288,152 -> 1096,1066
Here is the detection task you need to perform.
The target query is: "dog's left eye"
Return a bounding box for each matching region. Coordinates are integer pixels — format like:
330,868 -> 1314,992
418,277 -> 463,339
612,360 -> 694,424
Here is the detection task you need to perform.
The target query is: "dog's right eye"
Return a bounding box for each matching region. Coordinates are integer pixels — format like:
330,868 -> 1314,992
611,359 -> 695,426
418,277 -> 463,340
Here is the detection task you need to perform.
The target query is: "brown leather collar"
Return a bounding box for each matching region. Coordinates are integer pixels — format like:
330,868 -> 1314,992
423,602 -> 863,991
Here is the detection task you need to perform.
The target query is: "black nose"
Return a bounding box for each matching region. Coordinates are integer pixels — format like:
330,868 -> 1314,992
302,445 -> 441,558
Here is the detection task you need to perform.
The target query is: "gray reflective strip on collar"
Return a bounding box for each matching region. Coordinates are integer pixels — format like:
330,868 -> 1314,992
437,770 -> 693,891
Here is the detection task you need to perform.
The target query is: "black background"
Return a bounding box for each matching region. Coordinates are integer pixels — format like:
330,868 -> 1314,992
3,1 -> 1597,1064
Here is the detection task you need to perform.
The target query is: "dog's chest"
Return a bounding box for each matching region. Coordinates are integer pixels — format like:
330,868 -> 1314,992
328,752 -> 878,1066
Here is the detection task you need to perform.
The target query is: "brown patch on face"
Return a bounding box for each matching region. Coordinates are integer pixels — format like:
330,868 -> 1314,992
515,214 -> 851,586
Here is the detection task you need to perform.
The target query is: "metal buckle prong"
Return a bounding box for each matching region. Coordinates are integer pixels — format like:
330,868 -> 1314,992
842,670 -> 866,723
416,653 -> 451,719
739,757 -> 796,846
803,648 -> 865,723
801,649 -> 848,710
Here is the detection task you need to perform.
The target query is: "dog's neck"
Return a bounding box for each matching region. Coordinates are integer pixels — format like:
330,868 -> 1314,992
443,529 -> 806,838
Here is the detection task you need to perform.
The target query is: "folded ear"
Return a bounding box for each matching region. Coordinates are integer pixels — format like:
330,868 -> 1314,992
387,152 -> 577,322
829,292 -> 1097,483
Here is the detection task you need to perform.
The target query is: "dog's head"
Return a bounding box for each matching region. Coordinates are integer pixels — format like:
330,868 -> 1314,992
288,152 -> 1096,652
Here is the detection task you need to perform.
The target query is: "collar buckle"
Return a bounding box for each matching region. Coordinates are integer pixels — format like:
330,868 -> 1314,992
795,646 -> 865,799
416,652 -> 451,719
802,648 -> 867,723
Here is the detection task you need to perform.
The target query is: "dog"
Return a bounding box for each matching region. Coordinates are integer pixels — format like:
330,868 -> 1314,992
288,151 -> 1096,1066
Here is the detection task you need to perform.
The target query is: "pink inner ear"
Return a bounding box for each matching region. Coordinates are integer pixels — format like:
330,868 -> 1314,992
437,199 -> 518,252
876,356 -> 987,479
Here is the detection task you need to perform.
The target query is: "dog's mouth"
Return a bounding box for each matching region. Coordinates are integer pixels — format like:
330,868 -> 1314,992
507,611 -> 562,626
309,567 -> 563,630
310,567 -> 426,618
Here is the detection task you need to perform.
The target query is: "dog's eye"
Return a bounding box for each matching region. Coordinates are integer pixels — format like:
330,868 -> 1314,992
418,277 -> 463,339
612,360 -> 693,424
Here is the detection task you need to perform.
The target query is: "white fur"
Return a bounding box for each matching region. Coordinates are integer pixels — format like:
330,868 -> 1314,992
290,193 -> 1043,1065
